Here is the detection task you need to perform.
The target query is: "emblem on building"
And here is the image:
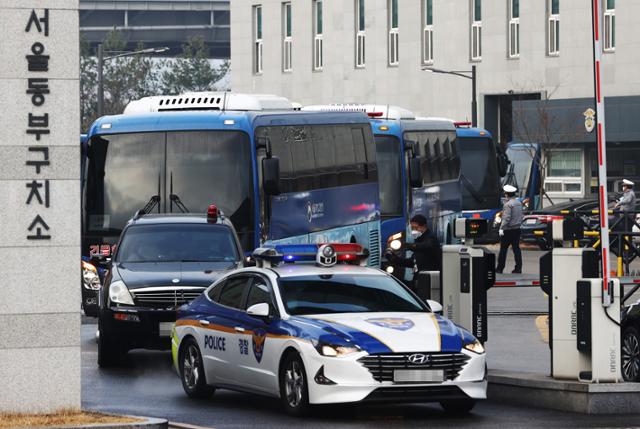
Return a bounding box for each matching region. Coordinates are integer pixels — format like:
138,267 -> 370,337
584,108 -> 596,133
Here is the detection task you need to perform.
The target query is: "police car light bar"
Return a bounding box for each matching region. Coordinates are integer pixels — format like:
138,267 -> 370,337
252,244 -> 369,267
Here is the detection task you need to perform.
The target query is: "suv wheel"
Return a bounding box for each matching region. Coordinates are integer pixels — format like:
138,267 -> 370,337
279,352 -> 310,416
622,327 -> 640,381
97,329 -> 121,367
179,338 -> 215,399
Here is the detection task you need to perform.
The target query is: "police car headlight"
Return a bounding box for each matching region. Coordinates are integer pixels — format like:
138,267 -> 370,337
315,342 -> 360,357
109,280 -> 134,306
82,261 -> 101,291
463,339 -> 485,354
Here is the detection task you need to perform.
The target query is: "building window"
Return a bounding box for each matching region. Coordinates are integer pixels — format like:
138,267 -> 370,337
422,0 -> 434,64
282,2 -> 293,72
548,0 -> 560,55
355,0 -> 365,68
388,0 -> 399,66
253,5 -> 263,74
508,0 -> 520,58
545,150 -> 583,195
604,0 -> 615,52
313,0 -> 323,70
471,0 -> 482,61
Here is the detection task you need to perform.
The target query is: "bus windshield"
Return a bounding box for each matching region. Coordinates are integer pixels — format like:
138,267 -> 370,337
505,145 -> 535,197
84,131 -> 255,250
374,135 -> 403,218
458,137 -> 501,210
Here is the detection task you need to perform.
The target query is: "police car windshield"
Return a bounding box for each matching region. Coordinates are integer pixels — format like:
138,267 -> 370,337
278,274 -> 426,315
116,224 -> 240,263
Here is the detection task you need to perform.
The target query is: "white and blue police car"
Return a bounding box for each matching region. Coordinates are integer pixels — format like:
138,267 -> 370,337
171,244 -> 486,416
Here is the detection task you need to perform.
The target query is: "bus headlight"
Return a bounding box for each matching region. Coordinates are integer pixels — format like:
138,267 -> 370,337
82,261 -> 101,291
389,239 -> 402,251
385,265 -> 395,274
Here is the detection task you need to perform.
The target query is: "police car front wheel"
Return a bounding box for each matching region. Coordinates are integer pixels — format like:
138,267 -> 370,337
180,338 -> 215,399
279,352 -> 310,416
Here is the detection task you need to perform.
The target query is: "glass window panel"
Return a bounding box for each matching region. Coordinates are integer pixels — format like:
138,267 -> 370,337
218,277 -> 248,309
474,0 -> 481,21
359,0 -> 365,31
512,0 -> 519,18
256,6 -> 262,39
391,0 -> 398,28
426,0 -> 433,25
547,151 -> 582,177
607,0 -> 615,10
316,1 -> 323,34
551,0 -> 560,15
285,3 -> 292,37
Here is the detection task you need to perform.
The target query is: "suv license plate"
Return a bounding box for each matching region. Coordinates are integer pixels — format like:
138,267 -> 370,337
159,322 -> 174,337
393,369 -> 444,383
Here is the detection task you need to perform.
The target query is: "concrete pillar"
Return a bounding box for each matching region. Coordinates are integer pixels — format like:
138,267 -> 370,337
0,0 -> 80,413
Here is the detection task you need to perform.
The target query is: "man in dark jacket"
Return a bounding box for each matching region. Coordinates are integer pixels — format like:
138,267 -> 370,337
387,214 -> 442,275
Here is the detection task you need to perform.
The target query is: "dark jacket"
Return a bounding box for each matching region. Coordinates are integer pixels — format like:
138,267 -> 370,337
393,230 -> 442,272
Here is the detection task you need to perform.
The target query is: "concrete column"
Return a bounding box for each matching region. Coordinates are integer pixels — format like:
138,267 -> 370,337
0,0 -> 80,413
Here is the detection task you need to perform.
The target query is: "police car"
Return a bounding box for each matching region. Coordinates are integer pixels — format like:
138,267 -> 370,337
172,244 -> 486,416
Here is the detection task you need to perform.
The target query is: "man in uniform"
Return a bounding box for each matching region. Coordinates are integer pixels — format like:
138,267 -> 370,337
615,179 -> 636,230
496,184 -> 523,274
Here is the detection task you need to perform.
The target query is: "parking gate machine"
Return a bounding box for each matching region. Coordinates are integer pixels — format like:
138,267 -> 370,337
441,218 -> 495,344
540,219 -> 622,382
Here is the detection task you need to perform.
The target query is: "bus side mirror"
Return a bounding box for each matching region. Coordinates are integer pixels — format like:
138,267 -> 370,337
263,157 -> 281,196
409,157 -> 423,188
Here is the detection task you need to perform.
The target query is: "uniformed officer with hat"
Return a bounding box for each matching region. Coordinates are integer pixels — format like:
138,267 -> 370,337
615,179 -> 636,230
496,184 -> 523,274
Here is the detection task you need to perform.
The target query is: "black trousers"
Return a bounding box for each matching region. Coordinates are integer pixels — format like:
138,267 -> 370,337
496,229 -> 522,272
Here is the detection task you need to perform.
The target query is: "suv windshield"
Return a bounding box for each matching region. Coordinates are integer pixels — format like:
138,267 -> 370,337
278,274 -> 426,315
116,224 -> 240,263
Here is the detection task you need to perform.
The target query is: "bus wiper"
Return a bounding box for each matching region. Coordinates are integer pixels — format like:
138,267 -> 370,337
170,194 -> 189,213
460,174 -> 486,204
139,195 -> 160,215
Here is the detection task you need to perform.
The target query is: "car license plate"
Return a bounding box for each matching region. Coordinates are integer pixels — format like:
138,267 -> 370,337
525,218 -> 537,225
393,370 -> 444,383
159,322 -> 174,337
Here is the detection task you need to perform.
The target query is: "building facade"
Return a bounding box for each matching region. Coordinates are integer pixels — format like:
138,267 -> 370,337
231,0 -> 640,204
81,0 -> 230,58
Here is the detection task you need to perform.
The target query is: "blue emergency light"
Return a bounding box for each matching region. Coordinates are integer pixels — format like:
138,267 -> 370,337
252,243 -> 369,267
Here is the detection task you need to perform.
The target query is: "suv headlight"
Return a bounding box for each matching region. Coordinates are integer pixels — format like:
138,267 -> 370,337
463,339 -> 485,354
82,261 -> 101,291
314,341 -> 360,357
108,280 -> 134,306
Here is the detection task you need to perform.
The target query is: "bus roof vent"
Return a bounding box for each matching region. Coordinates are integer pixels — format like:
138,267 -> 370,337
123,92 -> 294,114
302,104 -> 416,120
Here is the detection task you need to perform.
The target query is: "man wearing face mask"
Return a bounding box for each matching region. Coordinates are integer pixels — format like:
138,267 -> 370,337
496,184 -> 523,274
387,214 -> 442,276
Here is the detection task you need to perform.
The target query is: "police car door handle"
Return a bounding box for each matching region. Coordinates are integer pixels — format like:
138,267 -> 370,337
199,320 -> 210,326
234,326 -> 245,333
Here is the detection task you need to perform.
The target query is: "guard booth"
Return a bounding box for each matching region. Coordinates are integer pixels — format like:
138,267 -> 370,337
438,218 -> 495,344
540,219 -> 622,382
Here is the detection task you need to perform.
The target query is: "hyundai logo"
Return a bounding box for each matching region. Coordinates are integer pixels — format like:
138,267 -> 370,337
407,353 -> 431,365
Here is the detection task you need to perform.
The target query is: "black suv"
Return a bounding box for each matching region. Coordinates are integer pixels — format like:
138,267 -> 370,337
98,209 -> 244,366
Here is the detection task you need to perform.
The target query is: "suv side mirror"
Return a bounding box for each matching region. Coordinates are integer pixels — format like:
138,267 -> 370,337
409,157 -> 423,188
247,302 -> 270,318
263,157 -> 281,196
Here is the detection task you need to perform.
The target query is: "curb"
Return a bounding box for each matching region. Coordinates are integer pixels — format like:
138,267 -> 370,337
35,415 -> 168,429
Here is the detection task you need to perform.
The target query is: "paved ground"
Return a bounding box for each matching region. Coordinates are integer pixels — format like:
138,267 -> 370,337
81,248 -> 640,427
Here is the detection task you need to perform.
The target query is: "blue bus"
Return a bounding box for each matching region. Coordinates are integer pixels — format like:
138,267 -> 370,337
82,93 -> 382,266
302,105 -> 507,247
504,142 -> 542,211
410,124 -> 507,244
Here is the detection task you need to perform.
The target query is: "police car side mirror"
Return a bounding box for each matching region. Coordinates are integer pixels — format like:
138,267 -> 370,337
247,302 -> 270,318
427,300 -> 443,314
263,157 -> 281,196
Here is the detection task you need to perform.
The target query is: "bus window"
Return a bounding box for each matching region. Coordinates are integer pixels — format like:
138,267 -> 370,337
458,137 -> 500,210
